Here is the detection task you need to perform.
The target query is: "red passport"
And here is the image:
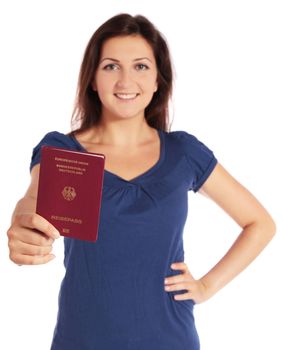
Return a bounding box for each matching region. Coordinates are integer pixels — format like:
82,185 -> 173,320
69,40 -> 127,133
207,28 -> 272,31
36,146 -> 105,242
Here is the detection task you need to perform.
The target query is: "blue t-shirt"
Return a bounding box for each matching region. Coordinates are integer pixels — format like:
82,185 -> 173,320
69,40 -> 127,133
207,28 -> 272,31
30,129 -> 218,350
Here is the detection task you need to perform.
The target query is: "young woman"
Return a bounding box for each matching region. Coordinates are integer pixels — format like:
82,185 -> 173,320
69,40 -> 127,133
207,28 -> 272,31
7,13 -> 276,350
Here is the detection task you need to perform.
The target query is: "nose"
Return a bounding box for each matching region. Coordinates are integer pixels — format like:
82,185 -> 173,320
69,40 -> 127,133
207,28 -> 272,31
116,69 -> 135,89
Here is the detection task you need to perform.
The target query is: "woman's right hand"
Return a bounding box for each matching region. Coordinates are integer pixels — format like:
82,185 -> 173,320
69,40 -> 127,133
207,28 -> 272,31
7,163 -> 60,265
7,212 -> 60,265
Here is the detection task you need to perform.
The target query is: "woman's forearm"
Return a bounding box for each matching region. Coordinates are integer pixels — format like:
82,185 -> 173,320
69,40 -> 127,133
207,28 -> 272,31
200,219 -> 276,299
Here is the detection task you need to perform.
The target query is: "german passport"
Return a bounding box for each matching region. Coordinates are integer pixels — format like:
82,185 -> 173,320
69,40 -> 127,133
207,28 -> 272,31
36,146 -> 105,242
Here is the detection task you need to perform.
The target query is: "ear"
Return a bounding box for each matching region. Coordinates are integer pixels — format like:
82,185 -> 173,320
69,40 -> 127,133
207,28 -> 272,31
154,81 -> 158,92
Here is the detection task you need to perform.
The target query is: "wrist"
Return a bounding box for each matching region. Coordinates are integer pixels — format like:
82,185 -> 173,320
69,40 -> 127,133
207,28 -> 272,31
198,275 -> 219,302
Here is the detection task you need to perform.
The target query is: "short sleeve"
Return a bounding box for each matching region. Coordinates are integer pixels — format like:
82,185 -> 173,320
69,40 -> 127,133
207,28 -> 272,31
173,131 -> 218,193
29,131 -> 74,172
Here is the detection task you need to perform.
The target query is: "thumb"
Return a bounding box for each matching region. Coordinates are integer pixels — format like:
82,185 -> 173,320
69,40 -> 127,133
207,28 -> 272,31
17,213 -> 60,239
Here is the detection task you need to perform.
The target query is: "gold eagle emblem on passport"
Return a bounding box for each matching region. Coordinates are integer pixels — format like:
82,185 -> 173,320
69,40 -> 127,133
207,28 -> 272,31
62,186 -> 76,201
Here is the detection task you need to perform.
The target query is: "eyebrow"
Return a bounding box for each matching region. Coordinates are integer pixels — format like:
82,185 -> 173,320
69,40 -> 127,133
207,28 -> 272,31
99,57 -> 153,64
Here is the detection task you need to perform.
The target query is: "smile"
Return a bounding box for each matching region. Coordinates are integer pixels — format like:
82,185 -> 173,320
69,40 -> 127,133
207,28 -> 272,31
114,93 -> 139,100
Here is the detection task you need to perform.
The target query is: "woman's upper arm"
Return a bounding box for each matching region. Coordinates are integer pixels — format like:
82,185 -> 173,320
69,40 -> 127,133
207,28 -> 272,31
198,162 -> 276,230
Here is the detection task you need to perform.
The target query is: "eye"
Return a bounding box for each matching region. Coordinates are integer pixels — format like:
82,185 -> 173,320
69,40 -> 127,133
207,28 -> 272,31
102,63 -> 149,71
136,64 -> 149,71
103,64 -> 119,71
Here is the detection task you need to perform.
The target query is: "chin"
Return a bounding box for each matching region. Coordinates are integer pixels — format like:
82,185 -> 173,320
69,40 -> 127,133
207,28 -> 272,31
106,108 -> 146,120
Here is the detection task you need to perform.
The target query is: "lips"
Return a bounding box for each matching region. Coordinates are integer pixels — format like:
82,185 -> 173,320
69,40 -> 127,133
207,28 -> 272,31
114,93 -> 139,100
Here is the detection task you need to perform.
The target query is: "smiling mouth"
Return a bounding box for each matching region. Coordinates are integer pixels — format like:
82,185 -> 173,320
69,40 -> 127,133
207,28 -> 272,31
114,93 -> 139,100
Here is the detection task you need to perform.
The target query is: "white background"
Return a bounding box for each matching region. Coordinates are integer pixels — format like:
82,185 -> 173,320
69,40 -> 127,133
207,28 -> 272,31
0,1 -> 283,349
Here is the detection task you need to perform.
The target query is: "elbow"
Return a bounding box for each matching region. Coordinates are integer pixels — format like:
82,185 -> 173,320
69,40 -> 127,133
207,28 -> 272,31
248,215 -> 277,242
267,218 -> 277,238
263,211 -> 277,238
244,212 -> 277,243
264,219 -> 277,247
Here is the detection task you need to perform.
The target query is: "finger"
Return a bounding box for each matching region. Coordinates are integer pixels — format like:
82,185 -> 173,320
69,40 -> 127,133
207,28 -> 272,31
19,228 -> 55,246
9,253 -> 56,265
171,262 -> 189,272
9,239 -> 53,256
8,225 -> 55,246
164,282 -> 192,292
171,262 -> 193,278
173,292 -> 193,301
16,213 -> 60,239
165,276 -> 193,286
165,268 -> 193,286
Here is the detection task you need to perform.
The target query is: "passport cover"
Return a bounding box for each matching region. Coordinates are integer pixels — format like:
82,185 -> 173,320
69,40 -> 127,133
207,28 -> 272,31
36,145 -> 105,242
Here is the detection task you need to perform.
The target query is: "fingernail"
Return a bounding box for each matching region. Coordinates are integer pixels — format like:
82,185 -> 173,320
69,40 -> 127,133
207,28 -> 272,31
171,264 -> 176,268
164,279 -> 168,284
53,230 -> 60,239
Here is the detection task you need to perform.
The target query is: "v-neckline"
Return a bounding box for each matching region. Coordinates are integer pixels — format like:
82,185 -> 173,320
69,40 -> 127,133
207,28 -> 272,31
68,129 -> 165,184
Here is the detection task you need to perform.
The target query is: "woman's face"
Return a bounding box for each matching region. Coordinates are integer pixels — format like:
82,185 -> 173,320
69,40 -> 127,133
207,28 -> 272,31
93,35 -> 158,122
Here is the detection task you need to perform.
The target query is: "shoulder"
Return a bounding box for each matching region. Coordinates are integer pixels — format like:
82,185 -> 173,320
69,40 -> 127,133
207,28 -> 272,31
29,130 -> 77,172
167,130 -> 197,141
33,130 -> 73,147
165,130 -> 218,192
166,130 -> 215,156
166,129 -> 205,146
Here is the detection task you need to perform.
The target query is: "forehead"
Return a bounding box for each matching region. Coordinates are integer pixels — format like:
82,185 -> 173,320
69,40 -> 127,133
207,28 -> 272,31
100,35 -> 155,60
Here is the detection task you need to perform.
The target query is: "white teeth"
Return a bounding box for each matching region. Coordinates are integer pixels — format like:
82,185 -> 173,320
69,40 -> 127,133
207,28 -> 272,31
115,93 -> 138,100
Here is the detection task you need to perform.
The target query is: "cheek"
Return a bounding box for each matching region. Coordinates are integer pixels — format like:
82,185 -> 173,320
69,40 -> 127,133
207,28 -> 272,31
144,81 -> 158,94
96,74 -> 114,92
144,75 -> 158,90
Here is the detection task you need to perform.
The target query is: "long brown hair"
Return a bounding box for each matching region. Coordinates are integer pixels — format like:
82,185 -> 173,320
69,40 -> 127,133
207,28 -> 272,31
69,13 -> 174,136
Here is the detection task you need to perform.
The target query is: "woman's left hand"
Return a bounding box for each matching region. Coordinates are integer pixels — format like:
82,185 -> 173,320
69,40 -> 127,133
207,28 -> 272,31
164,262 -> 209,304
